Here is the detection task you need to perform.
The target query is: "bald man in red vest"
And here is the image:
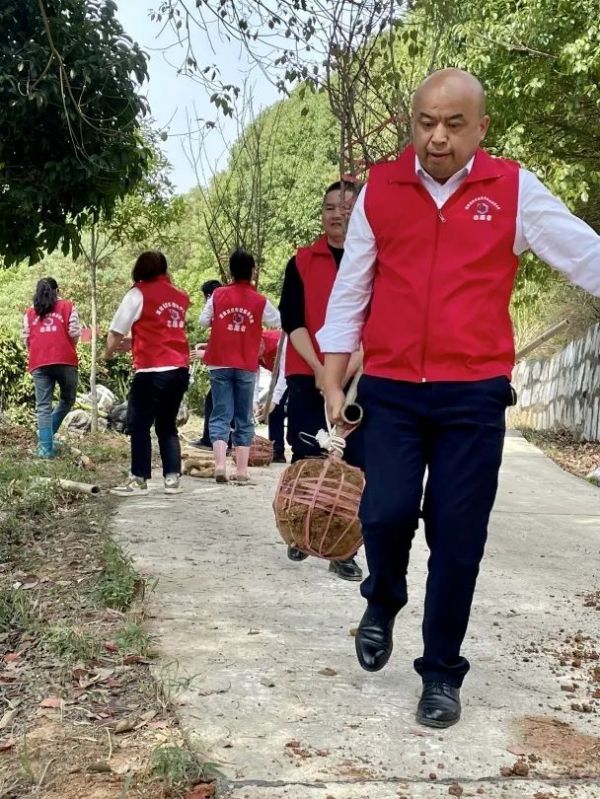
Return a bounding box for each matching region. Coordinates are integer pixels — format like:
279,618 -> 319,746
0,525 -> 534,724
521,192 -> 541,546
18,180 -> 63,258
319,69 -> 600,728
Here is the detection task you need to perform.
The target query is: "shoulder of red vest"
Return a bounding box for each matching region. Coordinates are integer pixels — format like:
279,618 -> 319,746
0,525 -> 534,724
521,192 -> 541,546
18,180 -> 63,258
296,236 -> 330,273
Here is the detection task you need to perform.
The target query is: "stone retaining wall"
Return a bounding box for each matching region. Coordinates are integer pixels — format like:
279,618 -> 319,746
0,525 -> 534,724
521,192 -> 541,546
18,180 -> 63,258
508,323 -> 600,440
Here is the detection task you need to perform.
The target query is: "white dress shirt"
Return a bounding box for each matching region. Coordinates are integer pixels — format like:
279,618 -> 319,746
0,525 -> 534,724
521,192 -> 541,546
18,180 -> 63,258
317,155 -> 600,353
199,292 -> 281,371
254,336 -> 288,406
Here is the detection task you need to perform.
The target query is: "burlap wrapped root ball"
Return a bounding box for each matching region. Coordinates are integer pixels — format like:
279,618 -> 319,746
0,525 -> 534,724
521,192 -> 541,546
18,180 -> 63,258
273,456 -> 364,560
233,435 -> 274,467
181,448 -> 215,478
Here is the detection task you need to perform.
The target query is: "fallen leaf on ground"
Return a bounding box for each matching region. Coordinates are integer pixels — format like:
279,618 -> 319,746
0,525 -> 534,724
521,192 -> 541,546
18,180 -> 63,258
3,652 -> 21,663
0,738 -> 16,751
0,708 -> 19,729
40,697 -> 63,709
319,667 -> 337,677
114,716 -> 138,734
104,641 -> 119,653
186,783 -> 216,798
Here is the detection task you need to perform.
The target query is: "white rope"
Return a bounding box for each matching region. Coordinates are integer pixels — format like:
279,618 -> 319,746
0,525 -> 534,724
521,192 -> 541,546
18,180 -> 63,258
299,399 -> 346,457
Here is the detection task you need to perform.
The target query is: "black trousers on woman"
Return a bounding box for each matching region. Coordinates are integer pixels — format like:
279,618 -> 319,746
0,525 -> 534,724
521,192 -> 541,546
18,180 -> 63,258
127,368 -> 189,478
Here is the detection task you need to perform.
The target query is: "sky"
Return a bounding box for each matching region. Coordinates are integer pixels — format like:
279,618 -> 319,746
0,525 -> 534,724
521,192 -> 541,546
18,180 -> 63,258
115,3 -> 280,194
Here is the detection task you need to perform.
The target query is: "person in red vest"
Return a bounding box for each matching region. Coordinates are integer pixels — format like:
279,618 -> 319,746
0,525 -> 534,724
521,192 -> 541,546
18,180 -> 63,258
256,329 -> 288,463
104,251 -> 190,496
319,69 -> 600,728
279,180 -> 364,582
201,249 -> 280,483
23,277 -> 81,458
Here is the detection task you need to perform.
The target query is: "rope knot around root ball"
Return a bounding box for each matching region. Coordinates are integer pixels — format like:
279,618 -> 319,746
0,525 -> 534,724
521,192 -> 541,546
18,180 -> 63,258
273,456 -> 364,561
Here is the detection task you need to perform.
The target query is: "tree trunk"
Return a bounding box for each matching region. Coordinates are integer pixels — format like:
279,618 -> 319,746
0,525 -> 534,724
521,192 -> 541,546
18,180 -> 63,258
89,227 -> 99,434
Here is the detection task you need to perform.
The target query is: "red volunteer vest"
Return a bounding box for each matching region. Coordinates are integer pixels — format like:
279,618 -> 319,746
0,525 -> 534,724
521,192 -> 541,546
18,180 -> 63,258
203,282 -> 267,371
363,145 -> 520,382
27,299 -> 78,372
285,235 -> 337,377
259,330 -> 281,372
131,275 -> 190,371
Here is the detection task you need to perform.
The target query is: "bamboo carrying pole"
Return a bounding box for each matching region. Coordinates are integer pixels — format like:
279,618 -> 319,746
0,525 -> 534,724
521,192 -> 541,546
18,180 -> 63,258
515,319 -> 570,362
259,334 -> 286,424
34,477 -> 100,495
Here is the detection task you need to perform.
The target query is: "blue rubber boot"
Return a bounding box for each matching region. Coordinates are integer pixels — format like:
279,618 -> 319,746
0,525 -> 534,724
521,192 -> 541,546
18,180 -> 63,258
51,409 -> 69,435
37,427 -> 55,458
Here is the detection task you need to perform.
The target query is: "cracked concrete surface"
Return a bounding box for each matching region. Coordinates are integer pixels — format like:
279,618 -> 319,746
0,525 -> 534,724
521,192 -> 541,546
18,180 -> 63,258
116,432 -> 600,798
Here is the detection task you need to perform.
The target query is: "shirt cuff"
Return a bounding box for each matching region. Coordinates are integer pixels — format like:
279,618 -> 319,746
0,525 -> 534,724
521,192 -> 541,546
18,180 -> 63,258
316,325 -> 362,354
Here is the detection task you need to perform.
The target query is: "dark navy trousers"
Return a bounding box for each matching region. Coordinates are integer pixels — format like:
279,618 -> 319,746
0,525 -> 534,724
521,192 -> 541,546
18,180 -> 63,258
357,375 -> 513,687
286,374 -> 363,469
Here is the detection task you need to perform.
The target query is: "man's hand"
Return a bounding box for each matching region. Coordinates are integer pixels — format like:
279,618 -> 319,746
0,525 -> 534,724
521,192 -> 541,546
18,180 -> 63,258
324,386 -> 346,425
117,337 -> 132,353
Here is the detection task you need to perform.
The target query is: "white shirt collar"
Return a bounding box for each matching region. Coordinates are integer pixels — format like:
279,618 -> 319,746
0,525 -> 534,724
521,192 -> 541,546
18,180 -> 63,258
415,154 -> 476,185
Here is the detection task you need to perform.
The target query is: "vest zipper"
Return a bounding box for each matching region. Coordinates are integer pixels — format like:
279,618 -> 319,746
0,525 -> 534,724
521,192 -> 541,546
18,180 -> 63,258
421,206 -> 446,382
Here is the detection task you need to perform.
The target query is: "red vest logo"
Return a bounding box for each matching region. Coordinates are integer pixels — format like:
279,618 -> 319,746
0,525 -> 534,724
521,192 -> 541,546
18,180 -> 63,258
465,195 -> 501,222
35,313 -> 61,333
219,306 -> 255,333
156,301 -> 185,329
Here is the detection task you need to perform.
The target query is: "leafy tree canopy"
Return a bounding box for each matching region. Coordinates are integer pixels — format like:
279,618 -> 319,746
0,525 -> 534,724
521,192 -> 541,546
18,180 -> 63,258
0,0 -> 152,266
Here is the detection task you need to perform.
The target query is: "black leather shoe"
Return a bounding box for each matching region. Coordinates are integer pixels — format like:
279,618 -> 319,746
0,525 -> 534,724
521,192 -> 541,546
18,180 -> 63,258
328,558 -> 363,581
287,545 -> 309,562
416,682 -> 461,729
355,607 -> 395,672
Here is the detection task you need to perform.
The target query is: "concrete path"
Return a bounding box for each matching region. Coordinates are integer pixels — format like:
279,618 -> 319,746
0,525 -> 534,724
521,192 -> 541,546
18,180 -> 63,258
116,433 -> 600,798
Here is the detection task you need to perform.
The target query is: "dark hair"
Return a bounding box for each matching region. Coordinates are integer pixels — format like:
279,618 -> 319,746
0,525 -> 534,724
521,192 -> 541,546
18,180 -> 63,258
229,249 -> 255,282
323,180 -> 358,202
202,279 -> 222,299
33,277 -> 59,317
132,251 -> 168,282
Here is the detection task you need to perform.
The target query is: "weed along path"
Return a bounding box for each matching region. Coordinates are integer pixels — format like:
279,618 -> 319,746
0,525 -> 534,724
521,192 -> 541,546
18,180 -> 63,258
116,432 -> 600,799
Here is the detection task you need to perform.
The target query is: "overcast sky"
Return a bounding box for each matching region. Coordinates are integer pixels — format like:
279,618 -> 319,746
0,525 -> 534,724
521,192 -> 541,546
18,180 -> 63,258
115,4 -> 279,194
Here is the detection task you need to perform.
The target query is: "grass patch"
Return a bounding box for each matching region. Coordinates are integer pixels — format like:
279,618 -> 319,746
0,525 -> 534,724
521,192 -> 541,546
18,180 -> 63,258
150,744 -> 208,791
0,585 -> 35,635
96,539 -> 143,611
44,624 -> 101,663
117,621 -> 155,657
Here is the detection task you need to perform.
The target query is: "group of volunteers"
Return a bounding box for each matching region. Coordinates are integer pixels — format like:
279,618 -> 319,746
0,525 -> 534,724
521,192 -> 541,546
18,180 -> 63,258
24,68 -> 600,730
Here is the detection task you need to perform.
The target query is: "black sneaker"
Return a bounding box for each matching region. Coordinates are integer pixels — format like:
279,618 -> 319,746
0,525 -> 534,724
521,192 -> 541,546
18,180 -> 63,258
329,558 -> 363,581
287,545 -> 309,562
273,454 -> 287,464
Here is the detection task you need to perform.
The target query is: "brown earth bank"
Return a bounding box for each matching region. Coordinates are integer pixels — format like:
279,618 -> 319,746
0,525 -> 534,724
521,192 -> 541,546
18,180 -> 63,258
0,423 -> 215,799
519,428 -> 600,480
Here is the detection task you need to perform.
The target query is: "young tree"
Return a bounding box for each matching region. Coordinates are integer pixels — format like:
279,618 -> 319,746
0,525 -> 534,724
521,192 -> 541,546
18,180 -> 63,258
0,0 -> 152,266
79,147 -> 184,430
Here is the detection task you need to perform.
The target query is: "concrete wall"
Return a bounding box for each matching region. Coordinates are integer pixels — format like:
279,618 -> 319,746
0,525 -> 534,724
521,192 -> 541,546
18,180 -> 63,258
508,322 -> 600,440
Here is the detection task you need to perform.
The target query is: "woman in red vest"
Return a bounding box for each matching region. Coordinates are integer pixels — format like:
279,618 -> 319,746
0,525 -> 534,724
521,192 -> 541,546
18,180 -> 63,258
201,249 -> 280,482
104,251 -> 190,496
23,277 -> 81,458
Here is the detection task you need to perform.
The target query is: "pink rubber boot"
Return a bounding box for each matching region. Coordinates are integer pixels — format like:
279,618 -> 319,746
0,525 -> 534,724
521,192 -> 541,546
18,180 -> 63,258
233,446 -> 250,482
213,440 -> 228,483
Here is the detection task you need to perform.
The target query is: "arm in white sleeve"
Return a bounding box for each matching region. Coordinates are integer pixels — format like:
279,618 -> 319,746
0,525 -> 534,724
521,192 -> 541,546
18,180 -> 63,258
69,306 -> 81,341
516,168 -> 600,296
109,288 -> 143,335
271,350 -> 288,405
316,186 -> 378,353
199,295 -> 214,327
263,300 -> 281,328
22,314 -> 30,348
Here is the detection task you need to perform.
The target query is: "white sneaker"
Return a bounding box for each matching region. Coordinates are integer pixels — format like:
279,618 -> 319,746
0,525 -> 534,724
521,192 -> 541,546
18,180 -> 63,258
110,477 -> 149,496
164,474 -> 183,495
